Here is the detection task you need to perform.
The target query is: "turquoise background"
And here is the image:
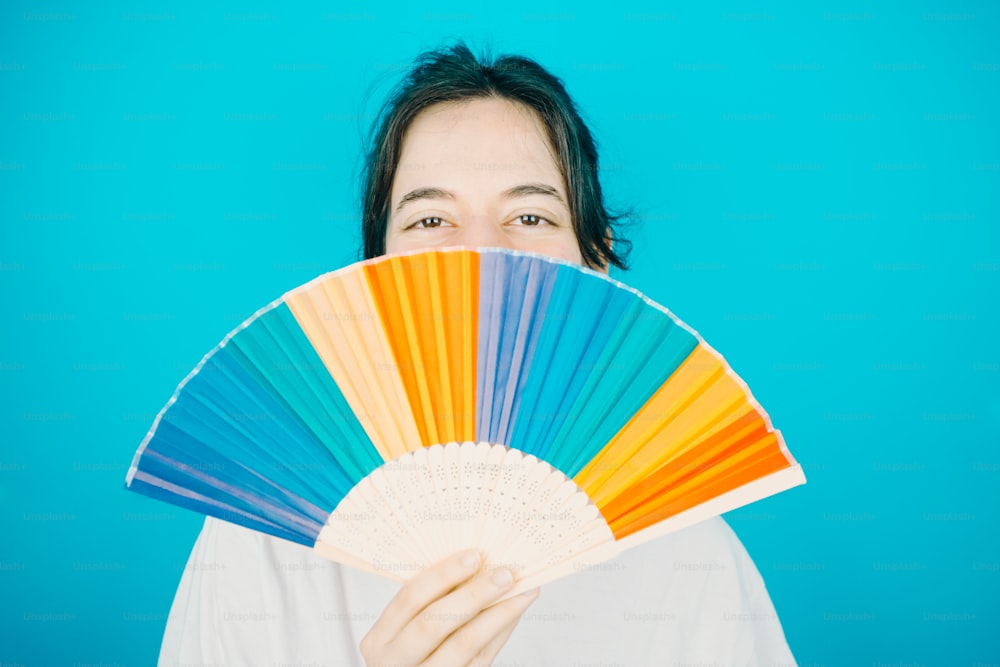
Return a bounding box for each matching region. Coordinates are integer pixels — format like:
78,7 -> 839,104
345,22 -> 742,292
2,1 -> 998,664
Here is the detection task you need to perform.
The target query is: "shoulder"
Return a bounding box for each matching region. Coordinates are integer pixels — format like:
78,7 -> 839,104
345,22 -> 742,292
505,516 -> 795,664
632,516 -> 795,664
159,517 -> 362,665
557,516 -> 771,610
636,515 -> 770,598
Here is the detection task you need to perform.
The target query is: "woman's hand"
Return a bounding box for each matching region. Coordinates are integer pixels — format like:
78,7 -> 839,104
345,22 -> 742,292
360,550 -> 540,666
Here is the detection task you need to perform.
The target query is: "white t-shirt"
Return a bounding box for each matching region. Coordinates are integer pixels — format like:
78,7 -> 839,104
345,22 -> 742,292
159,515 -> 796,666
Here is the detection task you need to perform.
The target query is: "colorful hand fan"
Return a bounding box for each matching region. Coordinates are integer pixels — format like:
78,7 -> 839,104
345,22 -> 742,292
125,247 -> 805,597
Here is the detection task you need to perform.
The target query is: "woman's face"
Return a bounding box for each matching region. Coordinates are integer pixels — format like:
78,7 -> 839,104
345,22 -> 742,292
385,97 -> 604,272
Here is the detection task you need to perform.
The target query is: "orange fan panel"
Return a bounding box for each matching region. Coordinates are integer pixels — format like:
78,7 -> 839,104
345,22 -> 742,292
600,411 -> 772,522
364,256 -> 432,445
578,347 -> 751,505
609,439 -> 792,538
363,252 -> 478,447
455,251 -> 477,441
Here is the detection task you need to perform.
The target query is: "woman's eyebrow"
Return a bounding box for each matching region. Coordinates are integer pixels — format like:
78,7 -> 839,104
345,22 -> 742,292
395,182 -> 565,213
501,182 -> 565,204
395,187 -> 453,213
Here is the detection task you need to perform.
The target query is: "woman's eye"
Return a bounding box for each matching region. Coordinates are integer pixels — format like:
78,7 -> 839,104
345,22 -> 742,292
515,214 -> 549,226
411,217 -> 445,229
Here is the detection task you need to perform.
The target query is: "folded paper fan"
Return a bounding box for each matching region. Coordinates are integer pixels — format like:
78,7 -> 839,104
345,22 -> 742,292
125,247 -> 805,597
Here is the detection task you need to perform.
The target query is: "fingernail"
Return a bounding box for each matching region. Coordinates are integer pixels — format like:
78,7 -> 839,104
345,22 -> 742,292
461,551 -> 480,570
491,568 -> 513,588
521,587 -> 540,599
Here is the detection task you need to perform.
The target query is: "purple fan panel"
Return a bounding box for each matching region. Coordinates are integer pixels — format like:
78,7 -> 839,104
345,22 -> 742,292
476,251 -> 559,445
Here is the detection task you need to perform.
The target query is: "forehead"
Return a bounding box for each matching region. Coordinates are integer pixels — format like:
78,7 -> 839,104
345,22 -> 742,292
393,97 -> 564,194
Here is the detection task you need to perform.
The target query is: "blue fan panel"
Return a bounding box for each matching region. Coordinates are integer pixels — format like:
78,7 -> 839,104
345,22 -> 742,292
225,304 -> 382,481
552,298 -> 700,476
130,429 -> 326,545
130,303 -> 382,544
500,262 -> 700,478
476,251 -> 559,445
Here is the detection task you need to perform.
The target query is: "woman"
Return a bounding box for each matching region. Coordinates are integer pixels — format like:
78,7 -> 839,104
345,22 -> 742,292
159,43 -> 796,666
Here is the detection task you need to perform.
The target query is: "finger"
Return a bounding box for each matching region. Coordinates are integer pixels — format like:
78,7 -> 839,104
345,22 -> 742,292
361,549 -> 481,653
423,587 -> 540,667
389,566 -> 517,660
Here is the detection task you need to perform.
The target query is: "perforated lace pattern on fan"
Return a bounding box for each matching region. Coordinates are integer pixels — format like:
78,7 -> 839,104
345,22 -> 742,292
318,442 -> 614,581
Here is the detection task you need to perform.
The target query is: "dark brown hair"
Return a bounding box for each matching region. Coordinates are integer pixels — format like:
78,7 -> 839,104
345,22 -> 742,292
360,42 -> 631,270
